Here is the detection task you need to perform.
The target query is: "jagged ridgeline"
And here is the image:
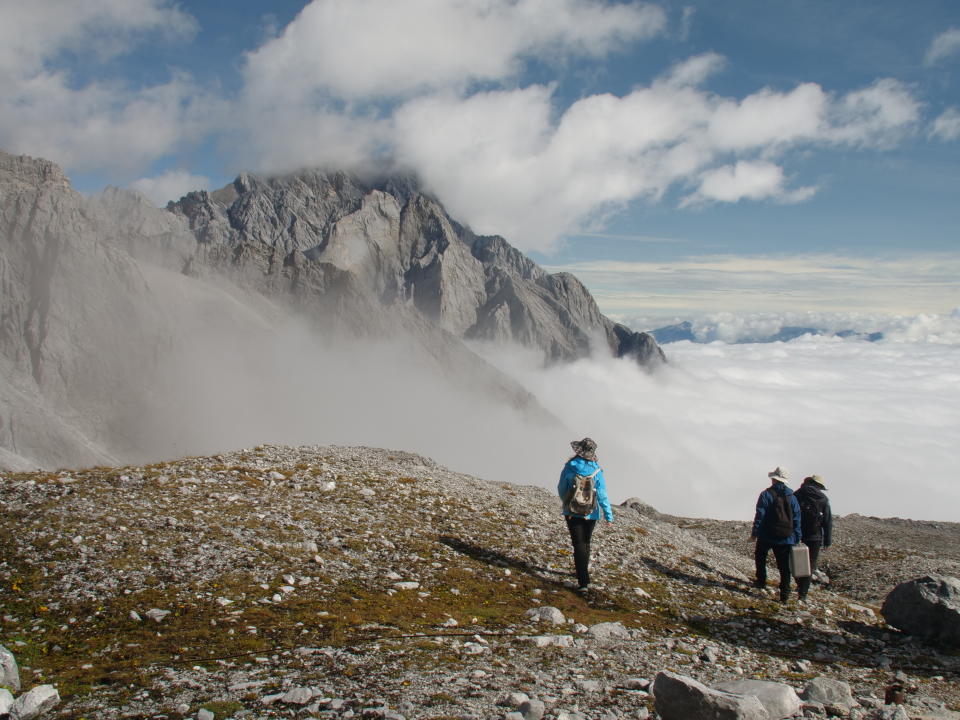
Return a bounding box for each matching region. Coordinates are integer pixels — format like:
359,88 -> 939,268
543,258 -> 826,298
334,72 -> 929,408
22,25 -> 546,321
0,151 -> 663,471
169,169 -> 663,365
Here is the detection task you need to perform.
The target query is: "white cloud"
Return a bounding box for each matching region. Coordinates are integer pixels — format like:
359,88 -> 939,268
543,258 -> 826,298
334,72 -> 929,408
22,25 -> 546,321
0,1 -> 218,175
683,160 -> 816,206
383,66 -> 919,250
242,0 -> 666,101
549,253 -> 960,319
239,15 -> 922,251
931,107 -> 960,141
0,0 -> 196,79
131,169 -> 210,206
826,78 -> 921,148
0,0 -> 930,253
924,27 -> 960,66
1,71 -> 222,174
707,83 -> 827,150
477,329 -> 960,521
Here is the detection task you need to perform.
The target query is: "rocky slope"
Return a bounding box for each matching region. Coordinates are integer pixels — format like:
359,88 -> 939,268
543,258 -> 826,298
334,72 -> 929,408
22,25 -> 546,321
1,445 -> 958,719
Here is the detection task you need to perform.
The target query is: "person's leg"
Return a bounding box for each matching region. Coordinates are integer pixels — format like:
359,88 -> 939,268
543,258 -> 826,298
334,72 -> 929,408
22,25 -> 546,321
797,541 -> 822,599
772,544 -> 792,602
566,516 -> 597,588
754,540 -> 771,587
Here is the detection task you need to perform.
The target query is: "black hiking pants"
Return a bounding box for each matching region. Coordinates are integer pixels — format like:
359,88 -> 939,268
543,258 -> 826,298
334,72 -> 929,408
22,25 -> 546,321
755,541 -> 792,601
565,516 -> 597,589
795,541 -> 823,599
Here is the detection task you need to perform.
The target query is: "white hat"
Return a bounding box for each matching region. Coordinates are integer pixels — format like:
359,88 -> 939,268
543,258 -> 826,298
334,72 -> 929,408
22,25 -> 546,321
768,467 -> 789,482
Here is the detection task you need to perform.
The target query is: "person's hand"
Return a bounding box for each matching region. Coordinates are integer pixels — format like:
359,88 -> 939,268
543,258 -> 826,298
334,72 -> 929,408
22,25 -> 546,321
748,535 -> 756,541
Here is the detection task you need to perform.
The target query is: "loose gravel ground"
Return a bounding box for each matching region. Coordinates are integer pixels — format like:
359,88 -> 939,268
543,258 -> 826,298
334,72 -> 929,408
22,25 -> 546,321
2,444 -> 958,719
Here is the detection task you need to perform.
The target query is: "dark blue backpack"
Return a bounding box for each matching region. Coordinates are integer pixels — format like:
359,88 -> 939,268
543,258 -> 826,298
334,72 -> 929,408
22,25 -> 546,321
767,491 -> 794,539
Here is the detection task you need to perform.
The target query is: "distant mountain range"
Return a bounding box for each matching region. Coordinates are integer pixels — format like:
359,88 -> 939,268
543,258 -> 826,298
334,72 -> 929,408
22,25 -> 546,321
648,320 -> 884,345
0,150 -> 663,470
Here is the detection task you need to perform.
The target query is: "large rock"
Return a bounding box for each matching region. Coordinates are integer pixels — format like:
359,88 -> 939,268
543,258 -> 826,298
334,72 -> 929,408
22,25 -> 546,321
715,679 -> 801,719
652,671 -> 767,720
881,575 -> 960,646
800,677 -> 855,714
0,644 -> 19,692
9,684 -> 60,720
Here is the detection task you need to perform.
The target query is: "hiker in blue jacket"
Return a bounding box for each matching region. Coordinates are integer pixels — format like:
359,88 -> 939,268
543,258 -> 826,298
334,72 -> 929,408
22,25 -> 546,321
750,466 -> 802,603
558,437 -> 614,592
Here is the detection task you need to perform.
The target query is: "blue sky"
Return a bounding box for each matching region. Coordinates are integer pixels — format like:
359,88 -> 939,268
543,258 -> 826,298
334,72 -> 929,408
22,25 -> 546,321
2,0 -> 958,322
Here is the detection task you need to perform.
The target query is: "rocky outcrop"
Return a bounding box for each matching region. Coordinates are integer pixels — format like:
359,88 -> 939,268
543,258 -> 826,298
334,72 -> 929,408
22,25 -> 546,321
169,169 -> 665,366
652,671 -> 767,720
881,575 -> 960,646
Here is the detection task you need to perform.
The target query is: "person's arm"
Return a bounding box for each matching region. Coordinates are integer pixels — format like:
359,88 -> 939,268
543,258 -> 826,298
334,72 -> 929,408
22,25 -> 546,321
823,500 -> 833,548
790,494 -> 802,544
557,462 -> 572,506
750,492 -> 767,539
595,469 -> 614,523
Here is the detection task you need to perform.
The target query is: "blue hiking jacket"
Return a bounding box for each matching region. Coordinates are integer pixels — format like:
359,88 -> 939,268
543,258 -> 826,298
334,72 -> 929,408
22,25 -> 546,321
558,456 -> 614,522
752,481 -> 801,545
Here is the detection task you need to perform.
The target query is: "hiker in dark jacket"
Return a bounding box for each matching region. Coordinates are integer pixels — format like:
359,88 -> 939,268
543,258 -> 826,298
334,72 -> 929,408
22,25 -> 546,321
750,466 -> 801,603
558,437 -> 614,593
793,474 -> 833,601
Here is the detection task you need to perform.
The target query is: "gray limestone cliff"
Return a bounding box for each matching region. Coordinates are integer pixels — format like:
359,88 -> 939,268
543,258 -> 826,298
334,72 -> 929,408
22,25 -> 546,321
168,170 -> 665,366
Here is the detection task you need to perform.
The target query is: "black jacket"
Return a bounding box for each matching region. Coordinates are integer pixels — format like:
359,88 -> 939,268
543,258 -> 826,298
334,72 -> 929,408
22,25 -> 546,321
794,480 -> 833,547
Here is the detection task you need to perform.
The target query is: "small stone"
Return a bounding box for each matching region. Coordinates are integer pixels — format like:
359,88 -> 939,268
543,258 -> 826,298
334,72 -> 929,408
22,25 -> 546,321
282,687 -> 314,704
587,621 -> 630,640
519,699 -> 546,720
575,679 -> 601,693
197,710 -> 215,720
497,692 -> 530,708
525,606 -> 565,625
144,608 -> 170,623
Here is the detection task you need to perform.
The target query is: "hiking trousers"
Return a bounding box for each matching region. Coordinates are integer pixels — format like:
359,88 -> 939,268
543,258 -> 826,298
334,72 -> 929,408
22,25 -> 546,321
795,541 -> 823,599
755,541 -> 792,601
565,516 -> 597,589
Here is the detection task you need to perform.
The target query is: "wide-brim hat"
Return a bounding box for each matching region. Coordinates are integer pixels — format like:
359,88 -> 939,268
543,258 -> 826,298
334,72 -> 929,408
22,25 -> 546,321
804,474 -> 827,489
768,466 -> 789,482
570,437 -> 597,461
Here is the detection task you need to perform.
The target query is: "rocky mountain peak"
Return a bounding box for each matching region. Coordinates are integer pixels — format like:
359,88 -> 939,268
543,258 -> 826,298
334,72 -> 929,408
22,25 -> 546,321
169,167 -> 665,366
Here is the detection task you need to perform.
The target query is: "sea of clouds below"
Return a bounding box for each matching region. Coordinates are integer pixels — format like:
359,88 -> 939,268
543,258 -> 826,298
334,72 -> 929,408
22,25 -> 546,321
476,309 -> 960,523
